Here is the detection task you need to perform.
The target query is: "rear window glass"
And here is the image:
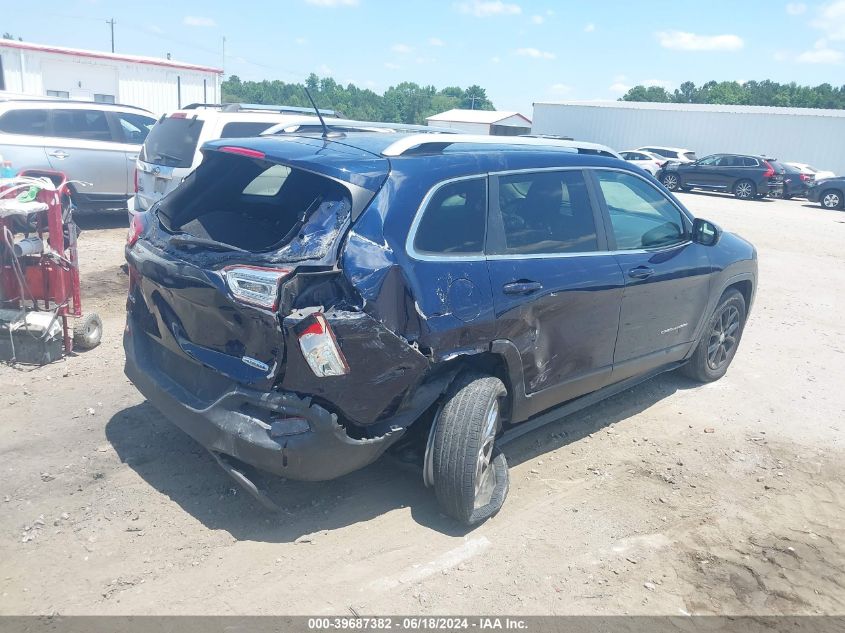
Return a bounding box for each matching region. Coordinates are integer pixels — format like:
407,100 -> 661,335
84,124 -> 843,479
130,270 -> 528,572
414,179 -> 486,255
220,121 -> 279,138
141,117 -> 204,168
0,109 -> 48,135
158,152 -> 350,257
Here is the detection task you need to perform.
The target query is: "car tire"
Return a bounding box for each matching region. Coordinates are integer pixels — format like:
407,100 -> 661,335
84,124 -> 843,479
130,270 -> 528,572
73,313 -> 103,350
681,289 -> 746,383
680,185 -> 693,192
661,173 -> 680,191
733,180 -> 757,200
820,189 -> 844,210
431,372 -> 509,526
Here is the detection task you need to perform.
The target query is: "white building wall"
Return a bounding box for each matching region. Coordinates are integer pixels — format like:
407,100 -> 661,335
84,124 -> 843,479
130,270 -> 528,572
0,45 -> 220,116
532,103 -> 845,176
427,120 -> 491,134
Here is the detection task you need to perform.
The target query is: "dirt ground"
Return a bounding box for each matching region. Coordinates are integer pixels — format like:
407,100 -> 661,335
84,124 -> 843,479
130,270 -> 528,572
0,193 -> 843,616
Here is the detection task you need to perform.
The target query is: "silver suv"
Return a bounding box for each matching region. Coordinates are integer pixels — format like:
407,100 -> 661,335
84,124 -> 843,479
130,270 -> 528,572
0,99 -> 156,212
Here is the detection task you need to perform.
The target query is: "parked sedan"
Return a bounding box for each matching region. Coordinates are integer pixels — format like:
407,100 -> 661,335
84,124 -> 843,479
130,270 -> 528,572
782,163 -> 813,199
659,153 -> 784,200
807,177 -> 845,210
785,162 -> 835,182
620,150 -> 664,175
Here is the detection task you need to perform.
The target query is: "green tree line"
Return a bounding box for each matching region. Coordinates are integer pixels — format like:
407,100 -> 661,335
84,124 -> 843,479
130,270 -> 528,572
221,73 -> 495,124
622,80 -> 845,109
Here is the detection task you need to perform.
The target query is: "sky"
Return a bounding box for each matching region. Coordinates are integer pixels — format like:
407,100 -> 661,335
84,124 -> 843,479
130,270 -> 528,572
3,0 -> 845,114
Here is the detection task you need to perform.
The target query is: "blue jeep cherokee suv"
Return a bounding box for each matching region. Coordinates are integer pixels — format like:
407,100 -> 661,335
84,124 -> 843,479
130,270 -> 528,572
124,132 -> 757,525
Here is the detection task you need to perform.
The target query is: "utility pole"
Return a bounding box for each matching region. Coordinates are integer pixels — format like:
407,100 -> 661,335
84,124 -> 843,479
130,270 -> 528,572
468,95 -> 479,110
106,18 -> 115,53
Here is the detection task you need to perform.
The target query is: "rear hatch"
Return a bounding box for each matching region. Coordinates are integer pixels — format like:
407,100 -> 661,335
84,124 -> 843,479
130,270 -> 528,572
136,113 -> 204,211
127,137 -> 389,394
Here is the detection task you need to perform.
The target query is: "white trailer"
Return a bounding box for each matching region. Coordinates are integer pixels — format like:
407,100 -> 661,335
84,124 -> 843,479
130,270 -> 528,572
532,101 -> 845,176
0,39 -> 222,115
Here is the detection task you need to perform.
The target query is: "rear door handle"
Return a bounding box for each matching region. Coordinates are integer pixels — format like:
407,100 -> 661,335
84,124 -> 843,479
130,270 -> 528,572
503,281 -> 543,295
48,150 -> 69,160
628,266 -> 654,280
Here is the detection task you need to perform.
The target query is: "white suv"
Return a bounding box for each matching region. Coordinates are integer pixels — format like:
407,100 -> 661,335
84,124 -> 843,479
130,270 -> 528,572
133,104 -> 338,216
0,99 -> 156,212
636,146 -> 698,163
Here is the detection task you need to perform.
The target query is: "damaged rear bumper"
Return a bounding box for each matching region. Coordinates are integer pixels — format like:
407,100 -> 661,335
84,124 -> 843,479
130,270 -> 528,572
124,327 -> 404,482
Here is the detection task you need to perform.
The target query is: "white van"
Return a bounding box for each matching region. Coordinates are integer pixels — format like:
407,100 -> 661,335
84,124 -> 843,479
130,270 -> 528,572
132,103 -> 338,216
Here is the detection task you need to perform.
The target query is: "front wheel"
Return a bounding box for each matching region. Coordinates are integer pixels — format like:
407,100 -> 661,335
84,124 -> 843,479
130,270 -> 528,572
681,289 -> 746,383
662,173 -> 680,191
734,179 -> 757,200
431,373 -> 509,525
820,189 -> 844,210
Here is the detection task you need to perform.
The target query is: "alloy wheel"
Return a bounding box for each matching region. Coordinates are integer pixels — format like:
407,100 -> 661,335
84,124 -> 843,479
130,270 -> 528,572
822,192 -> 841,209
663,174 -> 678,190
707,305 -> 740,370
736,182 -> 753,199
474,400 -> 499,509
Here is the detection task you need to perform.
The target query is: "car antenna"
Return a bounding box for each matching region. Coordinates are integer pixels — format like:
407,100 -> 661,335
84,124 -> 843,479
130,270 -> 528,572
303,87 -> 330,139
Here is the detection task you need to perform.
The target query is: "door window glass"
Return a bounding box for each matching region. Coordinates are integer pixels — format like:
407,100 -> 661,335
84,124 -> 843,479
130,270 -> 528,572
0,109 -> 48,135
595,170 -> 687,250
697,155 -> 720,166
414,178 -> 486,255
50,109 -> 113,142
496,170 -> 598,254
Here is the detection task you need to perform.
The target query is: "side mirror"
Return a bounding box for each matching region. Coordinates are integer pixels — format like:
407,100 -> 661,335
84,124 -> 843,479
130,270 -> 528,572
692,218 -> 722,246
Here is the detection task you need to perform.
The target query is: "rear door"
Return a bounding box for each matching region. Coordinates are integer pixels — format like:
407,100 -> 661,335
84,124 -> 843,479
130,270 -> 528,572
44,108 -> 128,200
591,169 -> 712,380
485,168 -> 624,407
110,110 -> 157,194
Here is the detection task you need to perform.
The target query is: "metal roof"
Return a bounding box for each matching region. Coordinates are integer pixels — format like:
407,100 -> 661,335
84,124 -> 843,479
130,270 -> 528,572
0,39 -> 223,74
426,108 -> 532,125
534,100 -> 845,118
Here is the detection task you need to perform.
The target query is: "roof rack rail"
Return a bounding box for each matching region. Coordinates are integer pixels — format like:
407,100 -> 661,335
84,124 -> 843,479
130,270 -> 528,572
260,117 -> 457,136
380,134 -> 619,157
182,103 -> 341,116
0,96 -> 150,112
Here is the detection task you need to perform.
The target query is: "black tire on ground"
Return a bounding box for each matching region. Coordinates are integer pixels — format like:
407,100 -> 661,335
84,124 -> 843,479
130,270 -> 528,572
661,173 -> 680,191
681,289 -> 746,383
431,372 -> 509,526
680,185 -> 693,192
783,193 -> 792,200
73,313 -> 103,350
733,179 -> 757,200
820,189 -> 844,210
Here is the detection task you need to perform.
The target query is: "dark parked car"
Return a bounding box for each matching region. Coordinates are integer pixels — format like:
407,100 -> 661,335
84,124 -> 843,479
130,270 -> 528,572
659,154 -> 784,200
124,133 -> 757,524
807,177 -> 845,210
782,163 -> 813,199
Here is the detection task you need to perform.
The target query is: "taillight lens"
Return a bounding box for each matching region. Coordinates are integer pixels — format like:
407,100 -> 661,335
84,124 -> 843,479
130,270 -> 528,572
762,161 -> 775,179
296,313 -> 349,377
126,212 -> 148,247
800,173 -> 811,181
223,265 -> 291,310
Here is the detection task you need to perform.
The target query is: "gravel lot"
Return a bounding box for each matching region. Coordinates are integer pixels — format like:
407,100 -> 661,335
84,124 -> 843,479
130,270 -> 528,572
0,192 -> 843,616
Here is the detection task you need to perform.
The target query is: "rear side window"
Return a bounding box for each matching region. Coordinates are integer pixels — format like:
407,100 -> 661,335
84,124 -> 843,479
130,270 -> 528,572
141,116 -> 204,167
495,170 -> 598,254
414,178 -> 486,255
0,109 -> 48,135
595,171 -> 687,250
51,109 -> 113,142
221,121 -> 279,138
115,112 -> 156,144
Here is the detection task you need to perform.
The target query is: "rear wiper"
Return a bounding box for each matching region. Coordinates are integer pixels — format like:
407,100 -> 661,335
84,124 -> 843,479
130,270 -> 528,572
169,234 -> 249,253
153,152 -> 183,165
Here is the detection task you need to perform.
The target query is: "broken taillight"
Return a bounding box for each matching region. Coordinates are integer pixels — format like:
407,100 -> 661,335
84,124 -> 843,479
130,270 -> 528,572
296,313 -> 349,377
126,212 -> 149,247
223,265 -> 292,310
